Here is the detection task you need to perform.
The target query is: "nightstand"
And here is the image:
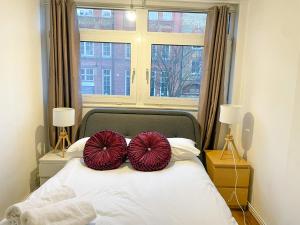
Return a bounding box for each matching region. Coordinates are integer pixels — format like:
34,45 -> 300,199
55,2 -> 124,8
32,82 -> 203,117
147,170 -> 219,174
39,151 -> 71,185
205,150 -> 250,209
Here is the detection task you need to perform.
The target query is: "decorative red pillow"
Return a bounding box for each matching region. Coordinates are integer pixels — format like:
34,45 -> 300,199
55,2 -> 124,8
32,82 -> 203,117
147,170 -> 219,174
83,131 -> 127,170
128,131 -> 171,171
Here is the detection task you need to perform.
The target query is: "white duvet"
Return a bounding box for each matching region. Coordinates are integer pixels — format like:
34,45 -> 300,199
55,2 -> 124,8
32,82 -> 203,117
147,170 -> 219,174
2,158 -> 237,225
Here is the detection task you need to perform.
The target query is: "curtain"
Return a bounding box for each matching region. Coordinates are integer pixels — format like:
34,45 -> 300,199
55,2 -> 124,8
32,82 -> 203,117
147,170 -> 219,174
48,0 -> 82,148
198,6 -> 229,150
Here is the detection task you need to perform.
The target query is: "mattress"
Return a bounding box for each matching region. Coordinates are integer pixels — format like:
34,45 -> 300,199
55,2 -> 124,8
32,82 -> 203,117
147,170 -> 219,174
2,158 -> 237,225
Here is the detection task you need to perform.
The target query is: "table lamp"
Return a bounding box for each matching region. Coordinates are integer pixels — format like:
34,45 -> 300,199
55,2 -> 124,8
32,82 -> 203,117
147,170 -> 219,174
219,104 -> 242,160
53,107 -> 75,157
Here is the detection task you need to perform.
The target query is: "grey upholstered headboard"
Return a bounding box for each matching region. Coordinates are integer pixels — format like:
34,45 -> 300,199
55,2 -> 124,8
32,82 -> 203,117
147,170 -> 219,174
79,108 -> 203,161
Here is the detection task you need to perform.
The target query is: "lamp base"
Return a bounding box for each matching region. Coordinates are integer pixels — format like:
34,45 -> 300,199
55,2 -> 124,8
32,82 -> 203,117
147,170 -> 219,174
220,133 -> 241,161
54,128 -> 71,158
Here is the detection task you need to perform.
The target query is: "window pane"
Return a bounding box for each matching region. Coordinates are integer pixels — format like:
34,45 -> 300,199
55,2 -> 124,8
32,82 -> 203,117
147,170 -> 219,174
148,11 -> 207,34
80,42 -> 131,96
150,44 -> 203,98
77,8 -> 136,31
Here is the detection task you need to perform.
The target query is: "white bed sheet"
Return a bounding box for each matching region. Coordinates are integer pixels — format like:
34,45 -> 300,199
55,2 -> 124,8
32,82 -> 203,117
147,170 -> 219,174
2,158 -> 237,225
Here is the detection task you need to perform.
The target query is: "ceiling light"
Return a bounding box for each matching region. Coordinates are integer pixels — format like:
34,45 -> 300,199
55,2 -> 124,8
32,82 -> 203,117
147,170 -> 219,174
126,0 -> 136,21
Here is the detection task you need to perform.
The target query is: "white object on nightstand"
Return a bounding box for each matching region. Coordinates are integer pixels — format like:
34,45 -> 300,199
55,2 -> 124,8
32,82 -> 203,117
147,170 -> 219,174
39,151 -> 71,185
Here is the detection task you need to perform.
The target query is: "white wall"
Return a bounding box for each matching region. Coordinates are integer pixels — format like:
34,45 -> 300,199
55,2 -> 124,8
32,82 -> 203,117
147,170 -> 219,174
233,0 -> 300,224
0,0 -> 46,218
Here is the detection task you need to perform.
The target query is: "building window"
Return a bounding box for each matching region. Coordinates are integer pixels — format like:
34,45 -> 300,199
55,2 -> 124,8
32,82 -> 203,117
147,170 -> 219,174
101,10 -> 112,18
102,69 -> 112,95
162,12 -> 173,21
191,61 -> 200,74
102,43 -> 112,58
148,11 -> 158,20
77,9 -> 93,17
125,44 -> 131,59
125,70 -> 130,96
80,68 -> 95,94
160,71 -> 169,96
81,68 -> 95,81
150,71 -> 157,96
162,45 -> 170,60
80,42 -> 94,57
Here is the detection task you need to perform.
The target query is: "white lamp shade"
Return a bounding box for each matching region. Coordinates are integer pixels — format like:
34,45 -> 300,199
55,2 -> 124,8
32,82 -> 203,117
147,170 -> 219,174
219,104 -> 242,125
53,108 -> 75,127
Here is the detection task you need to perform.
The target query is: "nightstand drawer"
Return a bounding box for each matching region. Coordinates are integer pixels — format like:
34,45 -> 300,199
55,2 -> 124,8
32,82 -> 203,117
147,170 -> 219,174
212,167 -> 250,187
39,163 -> 66,177
217,187 -> 248,207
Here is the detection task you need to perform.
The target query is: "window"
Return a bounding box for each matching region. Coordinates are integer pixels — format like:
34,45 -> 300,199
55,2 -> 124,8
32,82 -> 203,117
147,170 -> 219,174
102,43 -> 111,58
150,45 -> 203,98
162,12 -> 173,21
160,71 -> 169,96
191,61 -> 200,74
77,9 -> 93,17
101,10 -> 112,18
80,42 -> 94,57
162,45 -> 170,60
102,69 -> 111,95
150,71 -> 157,96
148,11 -> 207,34
125,44 -> 131,59
149,11 -> 158,20
80,68 -> 95,94
77,8 -> 135,31
125,70 -> 130,96
78,8 -> 234,109
80,42 -> 131,96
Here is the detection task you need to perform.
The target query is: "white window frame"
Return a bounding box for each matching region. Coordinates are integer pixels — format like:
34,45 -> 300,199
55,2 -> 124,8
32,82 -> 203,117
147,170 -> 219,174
162,12 -> 173,21
81,42 -> 94,57
79,8 -> 234,110
101,10 -> 112,18
102,69 -> 112,95
102,43 -> 112,58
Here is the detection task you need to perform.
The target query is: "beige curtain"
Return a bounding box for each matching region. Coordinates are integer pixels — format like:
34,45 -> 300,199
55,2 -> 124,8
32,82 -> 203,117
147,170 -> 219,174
48,0 -> 82,148
198,6 -> 229,150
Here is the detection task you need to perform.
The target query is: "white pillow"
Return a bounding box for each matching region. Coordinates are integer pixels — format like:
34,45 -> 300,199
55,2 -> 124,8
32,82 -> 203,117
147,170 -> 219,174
167,138 -> 201,161
67,137 -> 90,158
126,137 -> 200,162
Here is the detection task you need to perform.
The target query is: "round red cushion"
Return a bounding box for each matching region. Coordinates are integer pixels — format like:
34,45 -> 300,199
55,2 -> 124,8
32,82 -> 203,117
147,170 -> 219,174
128,131 -> 171,171
83,131 -> 127,170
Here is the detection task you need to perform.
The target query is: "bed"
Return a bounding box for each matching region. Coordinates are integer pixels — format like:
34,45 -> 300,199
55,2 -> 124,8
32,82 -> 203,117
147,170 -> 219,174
2,108 -> 237,225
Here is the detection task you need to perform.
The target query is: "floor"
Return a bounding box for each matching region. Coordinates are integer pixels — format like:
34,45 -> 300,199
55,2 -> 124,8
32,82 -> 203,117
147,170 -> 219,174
231,210 -> 260,225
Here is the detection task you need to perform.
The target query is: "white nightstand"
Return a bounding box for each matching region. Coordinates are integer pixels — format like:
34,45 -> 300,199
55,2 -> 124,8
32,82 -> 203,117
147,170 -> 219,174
39,151 -> 71,185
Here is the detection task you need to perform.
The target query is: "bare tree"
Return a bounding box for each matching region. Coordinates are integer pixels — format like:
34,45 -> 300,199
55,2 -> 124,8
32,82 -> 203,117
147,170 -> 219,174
152,45 -> 201,97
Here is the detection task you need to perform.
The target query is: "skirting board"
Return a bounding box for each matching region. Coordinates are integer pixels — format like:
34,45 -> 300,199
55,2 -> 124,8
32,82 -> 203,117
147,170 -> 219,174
248,202 -> 267,225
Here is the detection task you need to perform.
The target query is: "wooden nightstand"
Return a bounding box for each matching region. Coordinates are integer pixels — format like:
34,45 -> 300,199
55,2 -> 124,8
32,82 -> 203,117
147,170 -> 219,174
39,151 -> 71,185
205,150 -> 250,209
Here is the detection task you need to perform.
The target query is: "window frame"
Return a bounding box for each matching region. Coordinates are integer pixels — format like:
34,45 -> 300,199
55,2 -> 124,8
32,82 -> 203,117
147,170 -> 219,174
162,12 -> 173,21
81,42 -> 94,57
102,43 -> 112,58
101,9 -> 112,18
102,69 -> 112,95
78,8 -> 235,110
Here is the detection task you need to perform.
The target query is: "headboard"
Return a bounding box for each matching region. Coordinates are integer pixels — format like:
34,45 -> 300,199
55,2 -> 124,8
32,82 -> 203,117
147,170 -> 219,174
79,108 -> 203,162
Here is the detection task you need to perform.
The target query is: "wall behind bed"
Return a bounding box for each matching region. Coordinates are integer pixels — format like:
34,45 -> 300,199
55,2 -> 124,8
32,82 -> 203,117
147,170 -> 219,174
0,0 -> 47,218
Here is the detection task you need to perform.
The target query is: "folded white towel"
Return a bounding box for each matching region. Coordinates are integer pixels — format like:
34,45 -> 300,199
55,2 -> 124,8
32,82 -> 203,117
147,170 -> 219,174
20,199 -> 96,225
5,186 -> 75,225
